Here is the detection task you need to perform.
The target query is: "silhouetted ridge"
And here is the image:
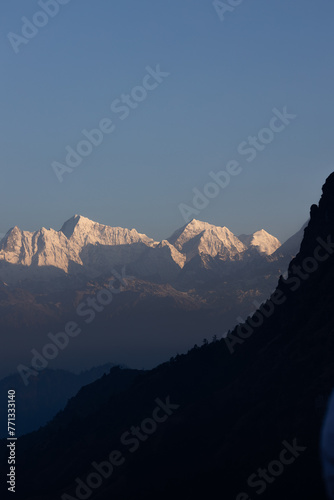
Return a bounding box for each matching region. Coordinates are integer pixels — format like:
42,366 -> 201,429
289,172 -> 334,270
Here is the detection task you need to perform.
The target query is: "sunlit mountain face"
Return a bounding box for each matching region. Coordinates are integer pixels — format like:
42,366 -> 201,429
0,215 -> 282,282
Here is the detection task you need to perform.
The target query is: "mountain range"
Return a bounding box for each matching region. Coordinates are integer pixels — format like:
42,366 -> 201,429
0,217 -> 304,378
0,215 -> 283,284
3,172 -> 334,499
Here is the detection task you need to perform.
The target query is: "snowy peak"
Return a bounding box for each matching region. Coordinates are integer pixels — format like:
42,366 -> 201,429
167,219 -> 204,250
0,225 -> 71,268
0,226 -> 23,252
60,214 -> 155,247
238,229 -> 281,255
168,219 -> 246,262
0,215 -> 156,277
60,214 -> 84,238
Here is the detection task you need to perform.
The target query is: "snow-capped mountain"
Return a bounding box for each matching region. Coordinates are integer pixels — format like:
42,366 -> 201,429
238,229 -> 281,255
60,214 -> 155,247
168,219 -> 247,262
0,215 -> 156,280
0,215 -> 282,284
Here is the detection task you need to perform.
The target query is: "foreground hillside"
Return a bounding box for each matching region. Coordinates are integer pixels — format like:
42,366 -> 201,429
2,173 -> 333,499
0,365 -> 141,438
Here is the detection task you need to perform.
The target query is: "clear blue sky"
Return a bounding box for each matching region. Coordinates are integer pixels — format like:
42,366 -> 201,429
1,0 -> 333,243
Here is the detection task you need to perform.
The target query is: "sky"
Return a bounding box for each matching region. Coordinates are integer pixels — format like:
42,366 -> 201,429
1,0 -> 334,244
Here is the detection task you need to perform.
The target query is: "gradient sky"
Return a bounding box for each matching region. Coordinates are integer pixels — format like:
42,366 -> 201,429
1,0 -> 334,244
